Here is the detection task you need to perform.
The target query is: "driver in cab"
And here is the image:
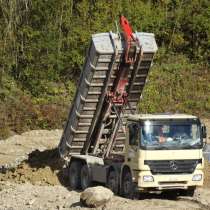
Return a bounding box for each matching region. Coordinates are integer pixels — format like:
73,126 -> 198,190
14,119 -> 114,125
158,125 -> 173,143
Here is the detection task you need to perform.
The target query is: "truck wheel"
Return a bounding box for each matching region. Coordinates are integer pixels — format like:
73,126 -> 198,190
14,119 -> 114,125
122,171 -> 134,198
107,170 -> 119,194
69,161 -> 81,190
180,187 -> 195,197
81,164 -> 92,190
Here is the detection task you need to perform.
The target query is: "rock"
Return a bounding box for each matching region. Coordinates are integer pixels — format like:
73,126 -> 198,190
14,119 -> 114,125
80,186 -> 113,208
26,198 -> 36,205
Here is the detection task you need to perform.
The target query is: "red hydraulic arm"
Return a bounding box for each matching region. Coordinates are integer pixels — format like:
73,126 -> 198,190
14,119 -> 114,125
107,16 -> 139,106
120,15 -> 138,64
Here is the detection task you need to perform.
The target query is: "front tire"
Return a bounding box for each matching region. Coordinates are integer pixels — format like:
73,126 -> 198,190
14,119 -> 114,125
81,164 -> 92,190
107,170 -> 119,194
69,161 -> 82,190
122,170 -> 134,198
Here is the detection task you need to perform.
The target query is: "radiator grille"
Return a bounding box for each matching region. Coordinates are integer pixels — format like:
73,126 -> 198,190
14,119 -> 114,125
144,159 -> 201,174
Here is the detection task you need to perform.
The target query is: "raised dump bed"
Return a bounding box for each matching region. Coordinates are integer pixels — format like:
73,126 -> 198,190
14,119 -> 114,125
59,32 -> 157,159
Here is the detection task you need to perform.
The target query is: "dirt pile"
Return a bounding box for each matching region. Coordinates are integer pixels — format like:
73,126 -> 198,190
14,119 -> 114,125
0,129 -> 62,170
0,149 -> 68,186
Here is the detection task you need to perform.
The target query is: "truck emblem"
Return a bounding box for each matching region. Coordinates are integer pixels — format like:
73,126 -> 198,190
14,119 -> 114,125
169,160 -> 178,171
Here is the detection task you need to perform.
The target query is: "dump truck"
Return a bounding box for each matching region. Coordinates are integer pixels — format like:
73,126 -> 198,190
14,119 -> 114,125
58,16 -> 207,197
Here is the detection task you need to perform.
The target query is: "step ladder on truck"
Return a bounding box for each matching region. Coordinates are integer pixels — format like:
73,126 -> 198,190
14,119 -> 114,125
58,16 -> 207,197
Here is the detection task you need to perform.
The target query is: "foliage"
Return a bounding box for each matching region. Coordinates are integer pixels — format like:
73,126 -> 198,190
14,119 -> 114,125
0,0 -> 209,138
139,52 -> 210,117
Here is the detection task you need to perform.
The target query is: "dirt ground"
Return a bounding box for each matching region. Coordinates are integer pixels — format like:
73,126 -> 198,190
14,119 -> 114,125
0,119 -> 210,210
202,119 -> 210,144
204,160 -> 210,189
1,182 -> 210,210
0,151 -> 209,210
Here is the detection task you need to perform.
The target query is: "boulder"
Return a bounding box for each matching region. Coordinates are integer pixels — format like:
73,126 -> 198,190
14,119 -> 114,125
80,186 -> 113,208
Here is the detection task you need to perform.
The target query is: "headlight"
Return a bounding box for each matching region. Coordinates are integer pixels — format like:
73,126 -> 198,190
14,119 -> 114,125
143,175 -> 154,182
192,174 -> 202,181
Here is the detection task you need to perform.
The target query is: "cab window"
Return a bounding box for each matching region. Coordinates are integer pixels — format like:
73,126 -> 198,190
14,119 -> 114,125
128,123 -> 139,146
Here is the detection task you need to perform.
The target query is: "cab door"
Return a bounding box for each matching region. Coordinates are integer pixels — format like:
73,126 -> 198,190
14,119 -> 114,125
126,122 -> 139,169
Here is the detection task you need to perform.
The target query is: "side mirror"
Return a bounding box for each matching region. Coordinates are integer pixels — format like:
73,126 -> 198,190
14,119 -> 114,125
201,124 -> 207,139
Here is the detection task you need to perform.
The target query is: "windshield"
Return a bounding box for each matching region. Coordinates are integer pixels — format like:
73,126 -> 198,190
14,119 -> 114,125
141,120 -> 202,150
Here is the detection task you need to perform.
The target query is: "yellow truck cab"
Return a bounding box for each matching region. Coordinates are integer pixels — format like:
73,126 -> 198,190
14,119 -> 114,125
123,113 -> 205,196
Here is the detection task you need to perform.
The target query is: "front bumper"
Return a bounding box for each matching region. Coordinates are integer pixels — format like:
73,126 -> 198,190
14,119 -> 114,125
133,170 -> 203,191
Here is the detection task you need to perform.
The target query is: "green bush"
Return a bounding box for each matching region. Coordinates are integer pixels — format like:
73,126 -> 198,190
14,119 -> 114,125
139,53 -> 210,117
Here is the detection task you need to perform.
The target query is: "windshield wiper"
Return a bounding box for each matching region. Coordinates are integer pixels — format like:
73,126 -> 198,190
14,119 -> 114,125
144,145 -> 165,150
179,143 -> 201,149
156,145 -> 171,150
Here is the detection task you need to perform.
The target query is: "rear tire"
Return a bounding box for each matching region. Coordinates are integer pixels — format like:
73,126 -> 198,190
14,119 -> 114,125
81,164 -> 92,190
122,170 -> 134,198
107,170 -> 119,195
69,161 -> 82,190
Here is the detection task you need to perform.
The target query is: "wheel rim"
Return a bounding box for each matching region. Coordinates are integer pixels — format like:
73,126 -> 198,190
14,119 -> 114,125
108,176 -> 116,192
70,168 -> 77,187
123,174 -> 131,195
81,166 -> 90,189
124,179 -> 130,194
108,171 -> 118,194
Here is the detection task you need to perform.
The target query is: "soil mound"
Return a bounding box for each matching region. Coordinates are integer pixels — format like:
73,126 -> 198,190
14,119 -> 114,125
0,149 -> 68,186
